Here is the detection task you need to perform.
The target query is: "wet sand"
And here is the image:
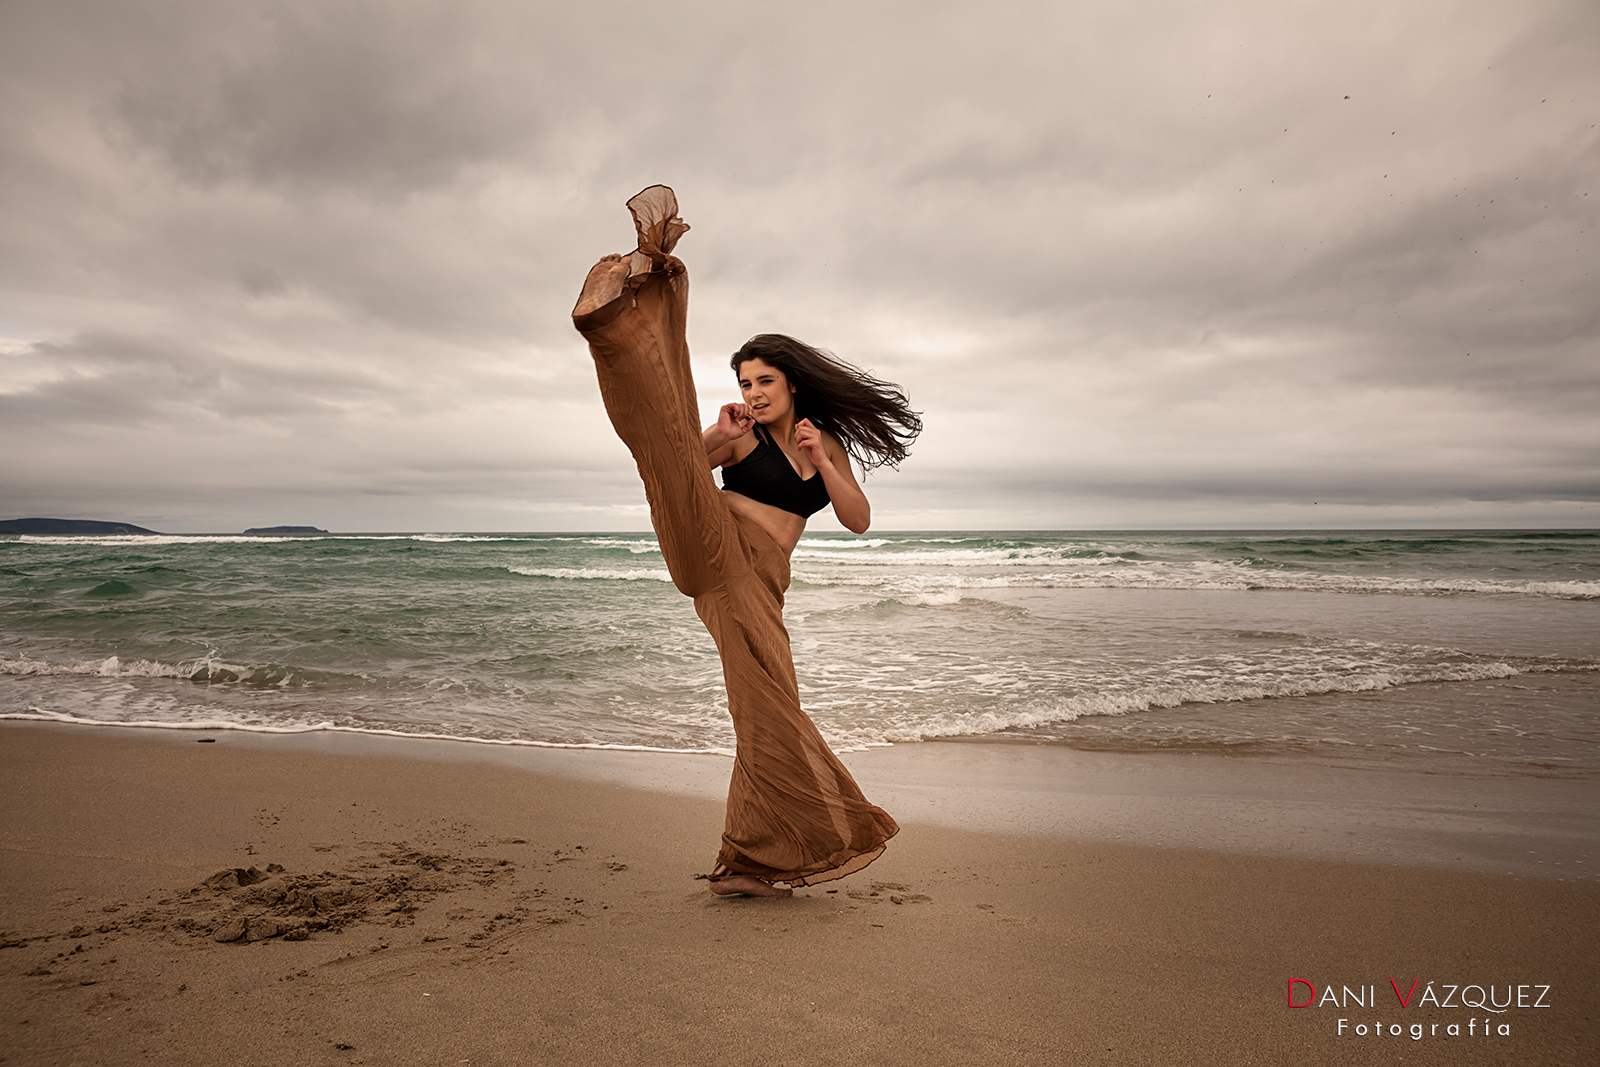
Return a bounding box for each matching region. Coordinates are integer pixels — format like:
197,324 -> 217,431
2,722 -> 1596,1065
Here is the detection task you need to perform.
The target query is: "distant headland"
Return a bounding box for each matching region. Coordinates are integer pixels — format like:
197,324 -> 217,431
0,518 -> 333,536
0,518 -> 160,535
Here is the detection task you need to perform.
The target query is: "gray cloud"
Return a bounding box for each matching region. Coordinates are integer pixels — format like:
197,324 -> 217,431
2,0 -> 1596,531
112,9 -> 535,193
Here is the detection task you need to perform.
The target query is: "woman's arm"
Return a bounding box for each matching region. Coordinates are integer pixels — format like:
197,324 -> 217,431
795,420 -> 871,534
703,403 -> 754,468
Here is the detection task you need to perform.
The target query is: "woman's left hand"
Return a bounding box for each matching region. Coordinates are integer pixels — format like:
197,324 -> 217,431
794,419 -> 830,471
795,419 -> 871,533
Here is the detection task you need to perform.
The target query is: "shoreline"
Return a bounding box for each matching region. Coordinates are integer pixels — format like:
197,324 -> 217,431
6,718 -> 1596,882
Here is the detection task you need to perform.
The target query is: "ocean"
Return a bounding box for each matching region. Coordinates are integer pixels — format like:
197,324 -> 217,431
2,530 -> 1596,779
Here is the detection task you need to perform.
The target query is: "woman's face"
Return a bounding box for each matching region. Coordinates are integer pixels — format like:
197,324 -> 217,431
737,358 -> 796,424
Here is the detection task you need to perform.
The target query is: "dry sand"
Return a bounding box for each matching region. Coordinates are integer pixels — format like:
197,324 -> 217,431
2,723 -> 1595,1066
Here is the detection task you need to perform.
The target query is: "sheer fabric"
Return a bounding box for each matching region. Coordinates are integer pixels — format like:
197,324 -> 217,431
572,186 -> 897,886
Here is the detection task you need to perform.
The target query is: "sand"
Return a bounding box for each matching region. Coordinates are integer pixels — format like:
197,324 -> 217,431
1,722 -> 1596,1066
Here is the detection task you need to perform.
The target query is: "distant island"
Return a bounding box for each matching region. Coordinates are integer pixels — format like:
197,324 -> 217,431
0,518 -> 160,535
244,526 -> 329,534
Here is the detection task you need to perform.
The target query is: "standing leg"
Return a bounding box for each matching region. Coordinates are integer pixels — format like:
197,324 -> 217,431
696,533 -> 898,888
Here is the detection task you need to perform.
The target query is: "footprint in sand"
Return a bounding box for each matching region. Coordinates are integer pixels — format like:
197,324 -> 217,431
194,847 -> 518,944
844,881 -> 932,904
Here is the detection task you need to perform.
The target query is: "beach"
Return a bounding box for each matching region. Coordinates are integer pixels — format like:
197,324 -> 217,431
3,721 -> 1596,1065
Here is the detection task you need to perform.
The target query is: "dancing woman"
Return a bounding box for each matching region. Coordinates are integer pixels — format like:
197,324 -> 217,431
571,186 -> 921,897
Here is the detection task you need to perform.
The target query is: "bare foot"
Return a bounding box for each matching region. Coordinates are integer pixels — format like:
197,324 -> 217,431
572,252 -> 630,321
708,874 -> 792,898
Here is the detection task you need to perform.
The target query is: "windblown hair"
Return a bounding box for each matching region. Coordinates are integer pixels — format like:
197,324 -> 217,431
731,334 -> 922,472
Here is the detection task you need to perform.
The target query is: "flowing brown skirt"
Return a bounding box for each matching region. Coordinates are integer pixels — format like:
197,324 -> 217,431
571,187 -> 897,886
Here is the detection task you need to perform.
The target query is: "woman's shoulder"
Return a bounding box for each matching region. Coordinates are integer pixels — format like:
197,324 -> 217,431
723,423 -> 766,466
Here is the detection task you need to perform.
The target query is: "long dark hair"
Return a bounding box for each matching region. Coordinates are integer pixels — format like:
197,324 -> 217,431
731,334 -> 921,472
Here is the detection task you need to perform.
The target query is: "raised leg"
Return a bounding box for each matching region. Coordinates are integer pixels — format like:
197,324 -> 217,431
573,250 -> 730,600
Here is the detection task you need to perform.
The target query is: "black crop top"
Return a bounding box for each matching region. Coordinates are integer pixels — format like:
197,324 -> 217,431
719,425 -> 832,518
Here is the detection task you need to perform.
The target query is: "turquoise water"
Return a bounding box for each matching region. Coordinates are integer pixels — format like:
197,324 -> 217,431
3,530 -> 1597,775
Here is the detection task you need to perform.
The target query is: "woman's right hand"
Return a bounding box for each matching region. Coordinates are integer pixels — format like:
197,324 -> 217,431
715,403 -> 754,442
704,403 -> 756,462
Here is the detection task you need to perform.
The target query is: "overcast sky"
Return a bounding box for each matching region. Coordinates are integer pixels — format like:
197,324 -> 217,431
2,0 -> 1596,533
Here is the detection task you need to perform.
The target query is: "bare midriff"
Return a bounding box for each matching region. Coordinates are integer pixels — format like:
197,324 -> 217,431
723,491 -> 807,556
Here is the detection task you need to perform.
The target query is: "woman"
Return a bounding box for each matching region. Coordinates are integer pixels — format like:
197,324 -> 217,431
571,186 -> 920,897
